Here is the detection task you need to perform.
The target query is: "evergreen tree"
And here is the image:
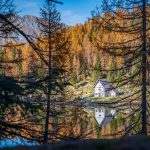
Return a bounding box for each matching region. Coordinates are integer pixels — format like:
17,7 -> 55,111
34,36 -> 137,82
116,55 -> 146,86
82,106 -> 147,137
70,70 -> 78,85
107,58 -> 117,82
93,54 -> 103,82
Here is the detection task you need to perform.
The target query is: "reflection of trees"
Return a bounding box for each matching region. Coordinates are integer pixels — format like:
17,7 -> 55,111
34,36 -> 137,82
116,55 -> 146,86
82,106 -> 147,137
55,107 -> 92,140
51,107 -> 126,140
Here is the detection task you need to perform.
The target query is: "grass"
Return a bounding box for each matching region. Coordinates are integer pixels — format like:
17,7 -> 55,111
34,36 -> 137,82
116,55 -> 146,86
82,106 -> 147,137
66,79 -> 94,99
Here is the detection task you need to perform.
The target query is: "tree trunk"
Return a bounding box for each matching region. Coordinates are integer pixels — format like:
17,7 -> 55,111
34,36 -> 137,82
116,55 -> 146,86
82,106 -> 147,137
44,11 -> 52,142
141,0 -> 147,135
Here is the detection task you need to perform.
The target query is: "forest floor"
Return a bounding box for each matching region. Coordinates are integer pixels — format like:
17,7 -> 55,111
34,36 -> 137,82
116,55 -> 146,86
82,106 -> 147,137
1,136 -> 150,150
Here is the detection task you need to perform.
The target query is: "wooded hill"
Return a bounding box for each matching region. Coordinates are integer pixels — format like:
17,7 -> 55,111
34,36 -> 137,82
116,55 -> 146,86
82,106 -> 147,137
0,12 -> 143,84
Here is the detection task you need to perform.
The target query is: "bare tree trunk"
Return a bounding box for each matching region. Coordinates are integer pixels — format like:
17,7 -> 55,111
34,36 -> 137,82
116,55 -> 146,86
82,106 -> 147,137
44,90 -> 51,143
44,11 -> 52,143
141,0 -> 147,135
44,48 -> 51,143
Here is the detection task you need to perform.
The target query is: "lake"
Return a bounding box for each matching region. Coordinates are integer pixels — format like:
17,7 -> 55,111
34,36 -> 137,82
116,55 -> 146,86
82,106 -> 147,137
0,138 -> 37,148
0,106 -> 125,147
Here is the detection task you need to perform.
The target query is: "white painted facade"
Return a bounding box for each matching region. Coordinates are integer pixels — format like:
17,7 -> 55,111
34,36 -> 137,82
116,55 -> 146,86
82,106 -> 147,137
94,108 -> 116,126
94,79 -> 120,97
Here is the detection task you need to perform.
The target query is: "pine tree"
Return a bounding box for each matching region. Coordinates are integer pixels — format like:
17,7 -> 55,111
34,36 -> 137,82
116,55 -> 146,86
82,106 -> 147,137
107,57 -> 117,82
93,54 -> 103,82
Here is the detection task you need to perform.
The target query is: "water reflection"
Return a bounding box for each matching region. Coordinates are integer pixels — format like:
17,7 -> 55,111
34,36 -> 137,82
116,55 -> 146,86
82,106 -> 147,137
59,106 -> 125,139
0,138 -> 37,148
0,106 -> 125,147
94,107 -> 117,126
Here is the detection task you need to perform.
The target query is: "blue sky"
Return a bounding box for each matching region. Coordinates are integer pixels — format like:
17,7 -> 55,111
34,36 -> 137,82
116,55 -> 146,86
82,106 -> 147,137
14,0 -> 99,26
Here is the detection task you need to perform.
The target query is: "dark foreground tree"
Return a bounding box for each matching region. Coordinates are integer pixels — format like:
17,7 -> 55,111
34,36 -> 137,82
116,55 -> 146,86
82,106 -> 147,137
0,0 -> 70,143
37,0 -> 70,143
92,0 -> 150,135
0,0 -> 43,141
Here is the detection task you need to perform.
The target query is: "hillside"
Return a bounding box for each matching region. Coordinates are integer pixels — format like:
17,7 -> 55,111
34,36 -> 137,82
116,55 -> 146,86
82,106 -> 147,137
0,15 -> 131,84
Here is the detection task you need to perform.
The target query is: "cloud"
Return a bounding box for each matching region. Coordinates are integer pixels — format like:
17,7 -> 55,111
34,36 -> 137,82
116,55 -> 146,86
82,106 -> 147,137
61,10 -> 85,26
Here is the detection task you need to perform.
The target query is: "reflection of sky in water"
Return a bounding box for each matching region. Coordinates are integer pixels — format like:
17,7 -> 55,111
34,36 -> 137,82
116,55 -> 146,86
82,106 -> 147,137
0,138 -> 37,148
